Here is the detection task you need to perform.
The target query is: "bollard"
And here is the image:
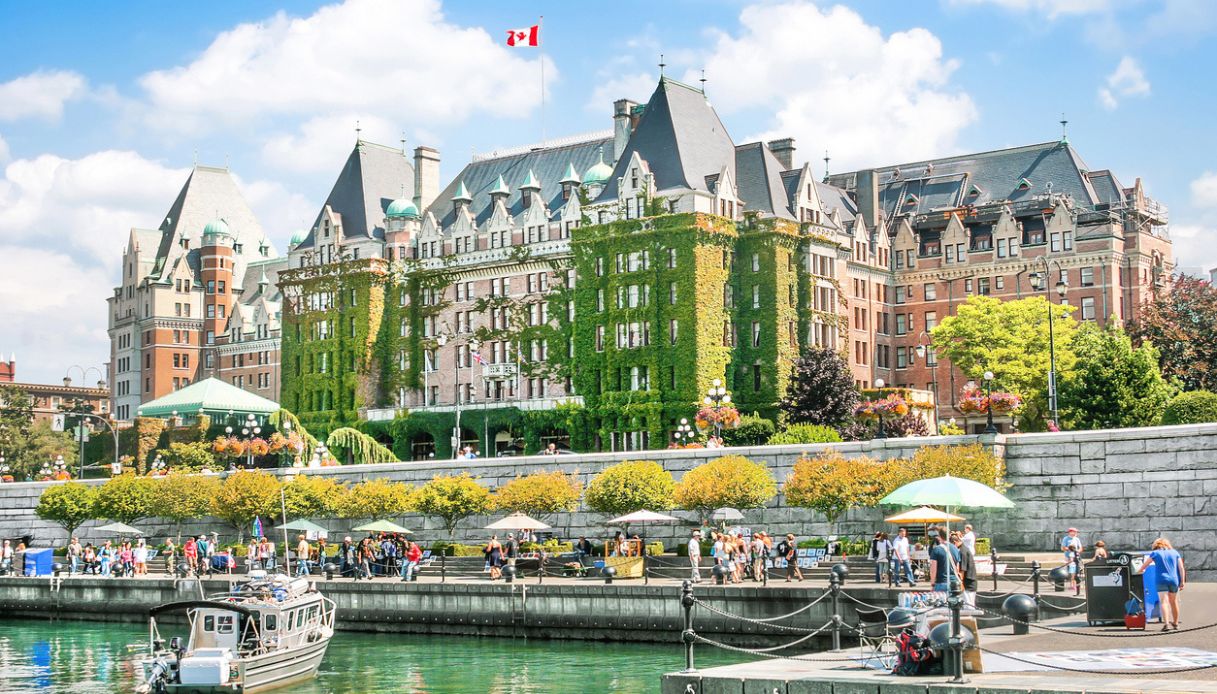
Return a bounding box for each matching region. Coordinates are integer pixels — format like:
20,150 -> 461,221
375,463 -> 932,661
828,572 -> 842,651
643,551 -> 649,585
712,563 -> 726,586
324,563 -> 337,581
441,552 -> 446,584
538,555 -> 544,585
681,580 -> 697,673
947,579 -> 966,683
991,547 -> 999,592
1002,594 -> 1037,635
1074,553 -> 1082,596
504,564 -> 517,584
1030,560 -> 1041,619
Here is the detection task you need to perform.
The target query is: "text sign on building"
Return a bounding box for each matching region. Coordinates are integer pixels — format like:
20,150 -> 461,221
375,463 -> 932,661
482,363 -> 517,380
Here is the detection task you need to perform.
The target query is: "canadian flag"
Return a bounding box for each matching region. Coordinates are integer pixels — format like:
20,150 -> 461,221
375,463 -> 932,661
506,24 -> 540,47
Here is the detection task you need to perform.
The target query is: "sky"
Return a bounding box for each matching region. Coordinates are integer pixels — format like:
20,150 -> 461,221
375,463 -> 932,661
2,0 -> 1216,385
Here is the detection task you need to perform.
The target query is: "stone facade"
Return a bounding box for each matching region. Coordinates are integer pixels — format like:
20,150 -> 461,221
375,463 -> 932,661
3,424 -> 1214,578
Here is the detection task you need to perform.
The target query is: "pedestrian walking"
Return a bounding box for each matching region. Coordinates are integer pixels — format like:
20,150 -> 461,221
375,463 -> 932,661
892,527 -> 915,586
952,531 -> 978,607
357,538 -> 374,580
296,535 -> 312,576
505,533 -> 519,570
750,533 -> 766,583
485,535 -> 503,580
98,540 -> 113,577
870,532 -> 892,583
1060,527 -> 1084,592
164,538 -> 176,574
340,537 -> 356,578
67,537 -> 82,575
778,534 -> 802,582
1138,538 -> 1185,631
403,540 -> 422,581
183,537 -> 197,575
687,530 -> 702,583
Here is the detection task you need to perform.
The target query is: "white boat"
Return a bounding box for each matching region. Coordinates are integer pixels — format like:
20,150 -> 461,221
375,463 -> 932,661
139,572 -> 335,693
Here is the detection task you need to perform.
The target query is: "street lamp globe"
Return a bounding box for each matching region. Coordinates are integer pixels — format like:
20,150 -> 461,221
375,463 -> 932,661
984,371 -> 994,382
225,426 -> 233,434
712,378 -> 722,388
722,394 -> 731,404
1055,279 -> 1068,297
703,396 -> 712,405
875,378 -> 885,389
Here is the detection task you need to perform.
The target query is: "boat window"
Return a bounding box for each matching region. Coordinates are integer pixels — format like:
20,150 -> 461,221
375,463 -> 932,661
203,616 -> 215,632
307,606 -> 318,624
217,616 -> 234,634
264,614 -> 278,631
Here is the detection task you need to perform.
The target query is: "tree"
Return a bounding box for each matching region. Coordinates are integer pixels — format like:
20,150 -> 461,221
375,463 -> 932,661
584,460 -> 675,516
156,442 -> 216,472
413,474 -> 493,537
673,455 -> 777,523
883,413 -> 930,438
779,347 -> 859,427
932,295 -> 1077,428
326,427 -> 398,465
281,474 -> 344,520
334,479 -> 414,520
1161,390 -> 1217,425
721,415 -> 775,447
36,482 -> 97,540
784,452 -> 885,523
93,474 -> 157,524
492,470 -> 582,521
1059,323 -> 1174,430
152,473 -> 220,541
767,423 -> 842,445
904,443 -> 1005,491
0,385 -> 34,460
1129,275 -> 1217,391
212,470 -> 281,539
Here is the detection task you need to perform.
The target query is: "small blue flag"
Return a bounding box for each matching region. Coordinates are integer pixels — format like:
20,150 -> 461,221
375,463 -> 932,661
252,516 -> 263,540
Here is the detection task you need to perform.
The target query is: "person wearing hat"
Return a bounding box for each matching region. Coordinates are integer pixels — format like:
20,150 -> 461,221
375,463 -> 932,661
778,533 -> 802,582
1060,527 -> 1084,592
688,530 -> 703,583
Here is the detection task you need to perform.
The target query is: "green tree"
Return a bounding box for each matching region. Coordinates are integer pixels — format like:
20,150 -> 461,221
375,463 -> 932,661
932,295 -> 1077,428
584,460 -> 676,516
334,479 -> 414,520
1129,275 -> 1217,391
281,474 -> 344,520
673,455 -> 777,523
155,442 -> 216,472
1161,390 -> 1217,425
0,385 -> 34,462
492,470 -> 582,521
721,415 -> 775,447
152,473 -> 221,541
93,474 -> 157,524
35,482 -> 97,540
413,474 -> 493,537
779,347 -> 860,427
784,452 -> 883,523
212,470 -> 282,539
1059,323 -> 1174,430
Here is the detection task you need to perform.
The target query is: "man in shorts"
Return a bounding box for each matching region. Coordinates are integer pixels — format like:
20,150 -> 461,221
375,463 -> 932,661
779,533 -> 802,582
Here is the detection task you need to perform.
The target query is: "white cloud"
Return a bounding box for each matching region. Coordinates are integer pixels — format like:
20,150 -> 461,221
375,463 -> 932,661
1097,56 -> 1150,110
0,134 -> 9,164
236,176 -> 315,247
946,0 -> 1112,20
694,2 -> 977,172
1190,171 -> 1217,209
261,113 -> 400,173
138,0 -> 551,134
0,70 -> 87,122
587,72 -> 656,113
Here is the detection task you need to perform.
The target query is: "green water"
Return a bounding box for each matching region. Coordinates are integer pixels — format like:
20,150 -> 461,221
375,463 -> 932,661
0,619 -> 727,693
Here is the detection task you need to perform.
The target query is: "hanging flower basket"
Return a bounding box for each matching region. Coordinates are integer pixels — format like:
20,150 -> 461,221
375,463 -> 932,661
694,405 -> 741,431
988,392 -> 1023,415
248,438 -> 271,457
267,432 -> 288,453
226,438 -> 247,457
855,394 -> 910,419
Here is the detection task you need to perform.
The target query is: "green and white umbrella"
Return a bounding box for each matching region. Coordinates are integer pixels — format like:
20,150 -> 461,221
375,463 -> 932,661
280,519 -> 329,534
879,475 -> 1014,509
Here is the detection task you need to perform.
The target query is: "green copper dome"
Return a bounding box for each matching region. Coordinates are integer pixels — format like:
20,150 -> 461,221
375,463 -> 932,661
288,229 -> 309,246
386,197 -> 420,219
583,148 -> 613,186
202,218 -> 232,240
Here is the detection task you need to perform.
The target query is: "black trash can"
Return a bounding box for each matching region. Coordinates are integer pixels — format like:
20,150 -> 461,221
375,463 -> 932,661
1084,556 -> 1144,626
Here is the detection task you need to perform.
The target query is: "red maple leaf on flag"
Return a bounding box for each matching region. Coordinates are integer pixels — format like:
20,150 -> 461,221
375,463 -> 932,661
506,24 -> 540,47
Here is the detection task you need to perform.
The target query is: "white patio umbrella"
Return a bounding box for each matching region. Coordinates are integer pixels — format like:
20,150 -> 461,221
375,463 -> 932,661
485,512 -> 551,531
606,510 -> 682,524
95,522 -> 144,535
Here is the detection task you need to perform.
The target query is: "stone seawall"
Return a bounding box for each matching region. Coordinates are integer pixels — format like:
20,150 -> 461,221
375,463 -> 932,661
3,424 -> 1215,578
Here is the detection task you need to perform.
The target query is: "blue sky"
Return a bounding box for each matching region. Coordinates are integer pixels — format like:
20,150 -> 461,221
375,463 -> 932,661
2,0 -> 1216,384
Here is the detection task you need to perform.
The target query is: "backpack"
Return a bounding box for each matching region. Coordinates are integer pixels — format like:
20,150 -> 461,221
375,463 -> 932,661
776,541 -> 790,558
893,629 -> 941,676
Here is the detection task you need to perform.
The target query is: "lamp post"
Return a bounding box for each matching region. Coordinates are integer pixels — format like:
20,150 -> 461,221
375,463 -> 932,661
150,454 -> 167,475
702,379 -> 732,442
437,329 -> 479,458
673,418 -> 693,446
0,452 -> 9,481
1029,257 -> 1068,429
874,378 -> 887,439
914,331 -> 939,429
983,371 -> 998,435
63,365 -> 106,479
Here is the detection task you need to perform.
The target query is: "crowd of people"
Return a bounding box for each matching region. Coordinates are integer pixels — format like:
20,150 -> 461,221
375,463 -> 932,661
687,529 -> 804,584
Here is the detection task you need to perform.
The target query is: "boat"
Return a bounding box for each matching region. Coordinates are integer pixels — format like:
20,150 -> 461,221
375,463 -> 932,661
139,571 -> 335,693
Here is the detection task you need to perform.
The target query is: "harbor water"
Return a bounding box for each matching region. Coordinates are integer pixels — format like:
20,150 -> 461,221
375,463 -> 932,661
0,619 -> 735,693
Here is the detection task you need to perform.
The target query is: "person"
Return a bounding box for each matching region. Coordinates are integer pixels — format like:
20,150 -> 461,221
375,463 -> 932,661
892,527 -> 915,586
706,436 -> 722,449
82,544 -> 97,575
1,539 -> 13,575
485,535 -> 503,580
184,536 -> 198,575
264,538 -> 277,572
118,542 -> 134,577
357,538 -> 374,580
575,536 -> 593,559
870,532 -> 892,583
543,443 -> 559,456
952,531 -> 978,607
136,539 -> 151,576
961,525 -> 976,556
404,540 -> 422,581
1138,538 -> 1185,631
296,535 -> 312,577
164,538 -> 176,574
246,541 -> 259,572
779,533 -> 802,582
505,533 -> 519,570
1060,527 -> 1084,592
928,528 -> 959,593
195,535 -> 211,571
313,537 -> 326,572
1093,540 -> 1109,561
734,534 -> 748,583
686,530 -> 702,583
66,537 -> 82,576
381,535 -> 398,577
750,533 -> 766,582
340,537 -> 356,579
98,540 -> 113,577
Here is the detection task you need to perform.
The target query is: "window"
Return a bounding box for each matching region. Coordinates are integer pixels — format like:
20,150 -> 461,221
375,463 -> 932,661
668,247 -> 677,269
1081,296 -> 1096,321
924,283 -> 937,301
978,277 -> 991,295
896,346 -> 908,369
995,276 -> 1005,290
596,289 -> 605,312
997,238 -> 1008,258
1050,232 -> 1062,253
964,278 -> 973,294
206,280 -> 215,294
895,314 -> 907,335
751,285 -> 760,309
669,282 -> 678,305
669,319 -> 679,345
752,321 -> 761,347
1080,267 -> 1094,287
924,311 -> 937,331
1063,231 -> 1074,251
596,257 -> 605,277
751,253 -> 760,272
895,286 -> 906,304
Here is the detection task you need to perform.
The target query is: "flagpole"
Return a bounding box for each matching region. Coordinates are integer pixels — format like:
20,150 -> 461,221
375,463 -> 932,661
539,15 -> 545,144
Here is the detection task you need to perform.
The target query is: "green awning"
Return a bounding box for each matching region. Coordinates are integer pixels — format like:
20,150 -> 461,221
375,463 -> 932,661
137,377 -> 279,419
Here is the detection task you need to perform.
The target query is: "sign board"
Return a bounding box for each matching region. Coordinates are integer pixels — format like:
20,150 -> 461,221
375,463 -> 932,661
482,363 -> 517,379
74,425 -> 90,443
51,414 -> 65,432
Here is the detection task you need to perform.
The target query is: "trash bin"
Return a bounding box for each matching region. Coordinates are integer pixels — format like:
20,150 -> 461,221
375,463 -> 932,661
23,548 -> 54,577
1085,556 -> 1144,626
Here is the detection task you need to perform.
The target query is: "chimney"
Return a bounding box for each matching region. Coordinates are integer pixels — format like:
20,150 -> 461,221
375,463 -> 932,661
412,146 -> 441,213
766,138 -> 796,170
856,169 -> 880,229
613,99 -> 639,163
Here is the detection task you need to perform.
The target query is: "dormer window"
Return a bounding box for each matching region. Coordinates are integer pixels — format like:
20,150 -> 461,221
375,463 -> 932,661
323,221 -> 330,238
1017,177 -> 1032,191
180,238 -> 190,249
631,169 -> 639,189
523,190 -> 532,208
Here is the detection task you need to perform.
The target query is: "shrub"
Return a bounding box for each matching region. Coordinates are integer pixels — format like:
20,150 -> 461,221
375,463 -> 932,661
280,474 -> 344,519
645,541 -> 665,556
155,441 -> 215,472
36,482 -> 96,540
768,423 -> 842,445
584,460 -> 675,515
335,479 -> 414,519
153,473 -> 221,537
493,470 -> 582,520
903,443 -> 1005,491
784,451 -> 887,523
211,470 -> 281,538
884,413 -> 930,438
94,474 -> 157,524
1161,390 -> 1217,425
779,347 -> 860,427
722,415 -> 775,447
414,474 -> 492,538
673,455 -> 777,522
837,421 -> 873,441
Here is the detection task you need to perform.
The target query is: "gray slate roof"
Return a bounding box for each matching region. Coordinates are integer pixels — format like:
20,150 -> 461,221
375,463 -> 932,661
1085,170 -> 1126,205
597,77 -> 736,201
296,141 -> 414,248
429,137 -> 611,228
735,142 -> 795,220
825,141 -> 1101,220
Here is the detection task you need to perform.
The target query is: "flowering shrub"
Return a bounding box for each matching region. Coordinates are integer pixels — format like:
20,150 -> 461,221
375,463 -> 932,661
694,405 -> 741,431
987,392 -> 1023,414
854,394 -> 910,419
248,438 -> 271,457
958,384 -> 1022,415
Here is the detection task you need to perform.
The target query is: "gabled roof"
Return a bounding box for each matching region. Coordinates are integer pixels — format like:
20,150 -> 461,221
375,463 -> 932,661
429,135 -> 611,228
296,141 -> 414,249
825,141 -> 1101,220
597,77 -> 736,201
1086,169 -> 1127,205
150,165 -> 271,280
137,377 -> 278,418
734,142 -> 795,220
